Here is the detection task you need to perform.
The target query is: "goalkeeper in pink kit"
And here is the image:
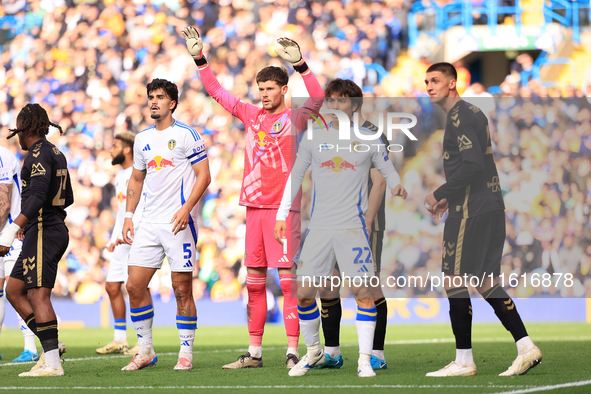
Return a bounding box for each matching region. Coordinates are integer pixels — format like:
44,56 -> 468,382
182,27 -> 324,369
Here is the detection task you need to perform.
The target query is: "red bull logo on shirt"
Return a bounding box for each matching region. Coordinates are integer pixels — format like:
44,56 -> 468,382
256,131 -> 275,146
117,191 -> 126,203
147,156 -> 175,171
319,157 -> 357,173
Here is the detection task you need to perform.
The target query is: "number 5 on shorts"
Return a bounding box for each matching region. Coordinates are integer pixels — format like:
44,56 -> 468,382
183,243 -> 192,259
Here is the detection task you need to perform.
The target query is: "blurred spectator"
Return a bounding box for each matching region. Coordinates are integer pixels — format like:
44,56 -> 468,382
453,60 -> 471,95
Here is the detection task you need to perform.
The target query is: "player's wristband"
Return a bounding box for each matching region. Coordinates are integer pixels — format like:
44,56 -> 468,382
0,222 -> 20,247
125,212 -> 134,219
193,56 -> 207,67
293,60 -> 309,74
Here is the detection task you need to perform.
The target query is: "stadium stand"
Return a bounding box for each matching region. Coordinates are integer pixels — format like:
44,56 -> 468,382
0,0 -> 589,314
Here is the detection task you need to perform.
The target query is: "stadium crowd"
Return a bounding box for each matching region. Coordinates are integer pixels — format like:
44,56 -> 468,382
0,0 -> 589,306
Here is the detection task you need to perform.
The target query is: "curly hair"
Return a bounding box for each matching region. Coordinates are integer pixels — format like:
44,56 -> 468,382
7,103 -> 63,140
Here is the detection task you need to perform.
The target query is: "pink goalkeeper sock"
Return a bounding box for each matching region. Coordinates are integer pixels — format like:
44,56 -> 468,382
280,274 -> 300,341
246,274 -> 267,341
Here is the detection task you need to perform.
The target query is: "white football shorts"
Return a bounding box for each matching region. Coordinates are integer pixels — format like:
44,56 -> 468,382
297,228 -> 375,279
128,222 -> 197,272
106,243 -> 131,283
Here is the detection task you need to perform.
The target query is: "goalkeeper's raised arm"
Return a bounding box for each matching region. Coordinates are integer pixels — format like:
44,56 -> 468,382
274,37 -> 325,131
180,26 -> 323,127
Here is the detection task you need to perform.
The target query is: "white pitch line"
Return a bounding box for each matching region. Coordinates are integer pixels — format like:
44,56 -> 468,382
1,340 -> 447,368
490,379 -> 591,394
1,335 -> 589,368
0,348 -> 240,367
384,336 -> 591,345
0,384 -> 532,390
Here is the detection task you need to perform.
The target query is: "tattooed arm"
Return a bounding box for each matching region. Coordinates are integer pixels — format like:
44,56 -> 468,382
122,168 -> 146,244
0,183 -> 12,230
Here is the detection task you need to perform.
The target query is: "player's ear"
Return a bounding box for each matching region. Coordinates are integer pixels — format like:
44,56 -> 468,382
449,78 -> 457,91
281,84 -> 288,95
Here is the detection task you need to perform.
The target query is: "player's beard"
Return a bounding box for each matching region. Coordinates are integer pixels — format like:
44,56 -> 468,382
111,152 -> 125,166
150,113 -> 161,119
264,102 -> 278,112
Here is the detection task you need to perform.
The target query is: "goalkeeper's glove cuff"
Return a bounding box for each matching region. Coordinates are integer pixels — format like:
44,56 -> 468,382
194,56 -> 208,67
293,59 -> 309,74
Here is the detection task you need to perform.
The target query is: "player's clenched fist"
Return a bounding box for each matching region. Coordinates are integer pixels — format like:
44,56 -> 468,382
391,184 -> 408,200
181,26 -> 203,58
275,38 -> 303,65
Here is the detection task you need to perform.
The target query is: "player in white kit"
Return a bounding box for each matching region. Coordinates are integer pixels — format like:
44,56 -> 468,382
0,145 -> 39,363
121,79 -> 210,371
275,87 -> 408,377
95,132 -> 146,355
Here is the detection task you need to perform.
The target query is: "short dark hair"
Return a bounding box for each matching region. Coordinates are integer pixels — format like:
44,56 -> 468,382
426,62 -> 457,80
7,103 -> 63,140
147,78 -> 179,113
256,66 -> 289,87
324,79 -> 363,112
114,131 -> 135,151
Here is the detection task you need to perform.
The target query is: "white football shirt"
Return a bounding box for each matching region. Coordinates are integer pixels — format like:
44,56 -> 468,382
133,119 -> 207,223
109,166 -> 145,245
0,146 -> 22,231
277,124 -> 402,230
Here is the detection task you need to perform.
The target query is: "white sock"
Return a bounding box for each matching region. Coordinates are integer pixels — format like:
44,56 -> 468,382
248,346 -> 262,358
130,305 -> 155,354
300,316 -> 320,347
113,318 -> 127,342
359,353 -> 371,363
132,317 -> 154,355
287,347 -> 299,358
356,320 -> 376,356
45,349 -> 60,369
372,349 -> 385,360
0,288 -> 5,336
455,348 -> 474,366
114,329 -> 127,342
18,314 -> 37,353
298,302 -> 321,348
516,336 -> 535,356
179,328 -> 195,360
307,343 -> 321,357
324,345 -> 341,358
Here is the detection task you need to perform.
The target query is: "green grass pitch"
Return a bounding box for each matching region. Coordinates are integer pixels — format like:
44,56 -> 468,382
0,323 -> 590,393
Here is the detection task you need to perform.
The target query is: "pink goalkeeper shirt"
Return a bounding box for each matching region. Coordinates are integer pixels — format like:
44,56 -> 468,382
197,63 -> 324,210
